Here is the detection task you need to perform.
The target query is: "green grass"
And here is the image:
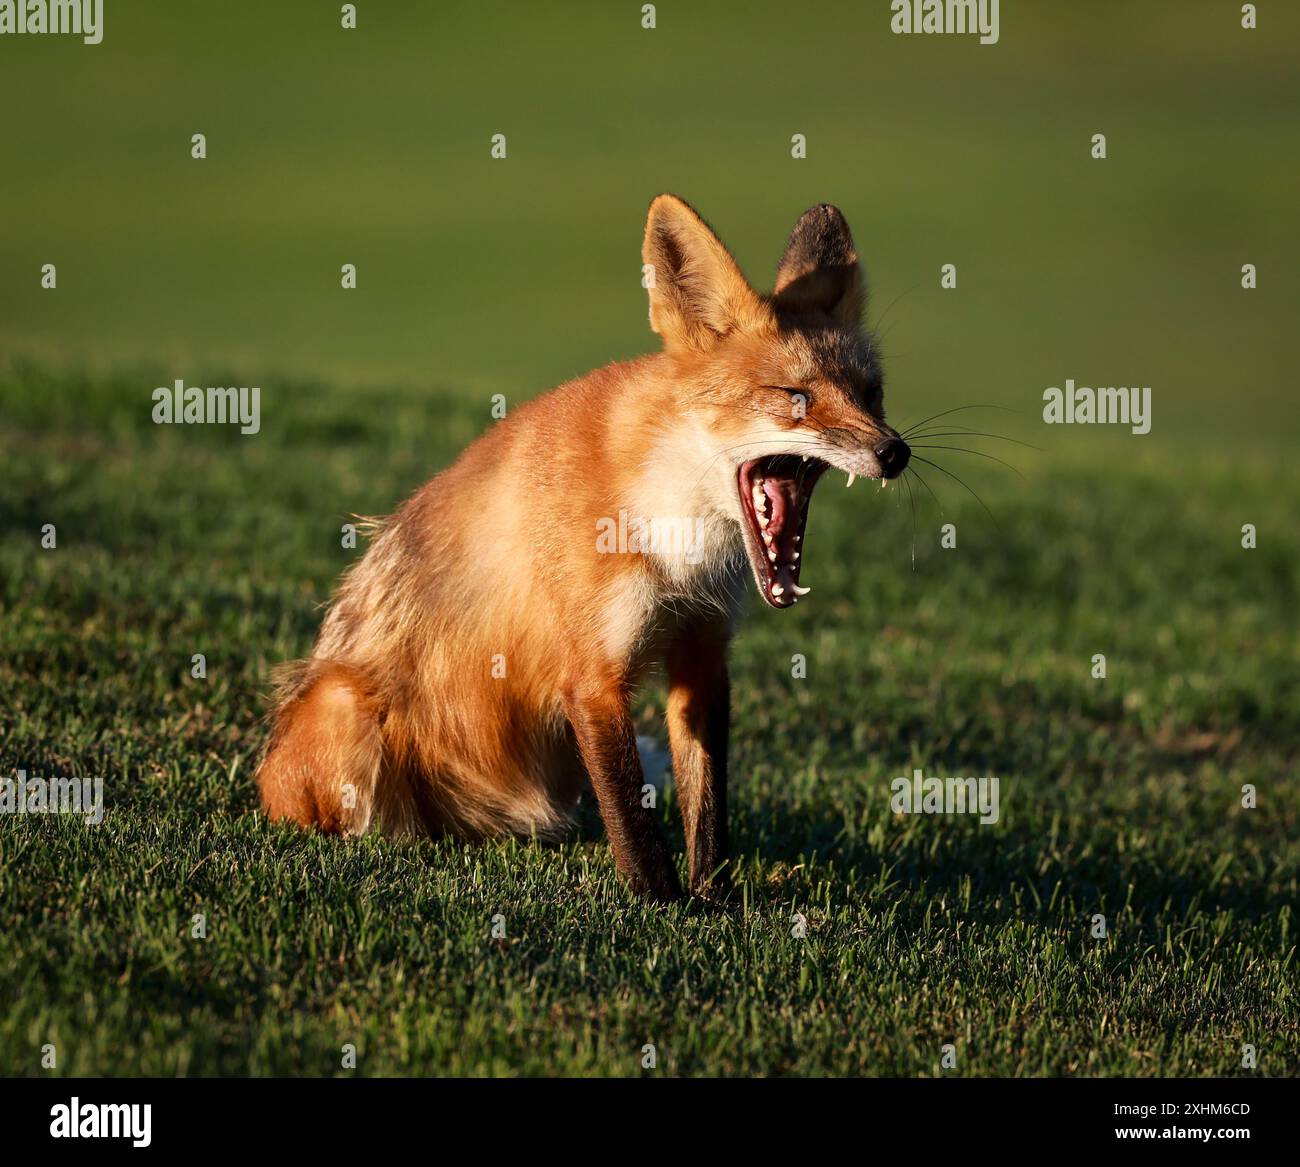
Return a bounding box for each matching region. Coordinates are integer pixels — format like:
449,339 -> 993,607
1,362 -> 1296,1076
1,0 -> 1297,1077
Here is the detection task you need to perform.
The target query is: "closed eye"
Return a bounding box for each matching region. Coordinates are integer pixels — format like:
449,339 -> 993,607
761,384 -> 813,408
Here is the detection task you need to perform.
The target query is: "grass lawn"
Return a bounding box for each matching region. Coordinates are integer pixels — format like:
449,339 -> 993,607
1,361 -> 1295,1077
1,0 -> 1297,1079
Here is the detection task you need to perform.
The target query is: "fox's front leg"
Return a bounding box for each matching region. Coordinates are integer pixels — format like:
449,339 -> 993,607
666,633 -> 732,898
565,683 -> 682,902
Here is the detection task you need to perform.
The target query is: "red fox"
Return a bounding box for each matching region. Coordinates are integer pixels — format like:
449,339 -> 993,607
256,195 -> 910,901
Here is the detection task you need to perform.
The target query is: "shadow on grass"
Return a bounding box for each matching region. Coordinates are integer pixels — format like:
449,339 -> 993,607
736,802 -> 1293,940
561,777 -> 1292,940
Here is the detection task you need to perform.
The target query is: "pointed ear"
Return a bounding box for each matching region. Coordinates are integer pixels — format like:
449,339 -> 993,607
772,204 -> 866,328
641,194 -> 767,351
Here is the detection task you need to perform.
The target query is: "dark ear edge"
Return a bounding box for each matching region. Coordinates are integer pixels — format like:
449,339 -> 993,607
772,203 -> 866,327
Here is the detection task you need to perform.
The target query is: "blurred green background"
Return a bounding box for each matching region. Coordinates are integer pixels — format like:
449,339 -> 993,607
1,1 -> 1298,1077
1,0 -> 1297,451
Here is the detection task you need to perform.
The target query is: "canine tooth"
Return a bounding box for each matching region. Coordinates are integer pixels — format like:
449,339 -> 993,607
768,549 -> 777,561
802,454 -> 809,462
793,551 -> 800,560
770,583 -> 784,596
791,584 -> 810,596
846,472 -> 856,488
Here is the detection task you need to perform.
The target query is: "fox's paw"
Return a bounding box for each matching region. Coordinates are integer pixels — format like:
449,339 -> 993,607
688,866 -> 736,911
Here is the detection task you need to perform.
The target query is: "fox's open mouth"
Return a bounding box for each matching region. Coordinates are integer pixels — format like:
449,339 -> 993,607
737,455 -> 829,609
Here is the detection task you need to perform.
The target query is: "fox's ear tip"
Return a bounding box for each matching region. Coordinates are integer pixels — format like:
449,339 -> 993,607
801,203 -> 848,224
647,192 -> 694,217
786,203 -> 857,253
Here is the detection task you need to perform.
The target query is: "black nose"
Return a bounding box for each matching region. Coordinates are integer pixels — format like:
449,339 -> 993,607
874,437 -> 910,477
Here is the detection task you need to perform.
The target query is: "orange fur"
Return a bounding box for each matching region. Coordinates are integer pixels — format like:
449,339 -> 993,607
256,195 -> 906,900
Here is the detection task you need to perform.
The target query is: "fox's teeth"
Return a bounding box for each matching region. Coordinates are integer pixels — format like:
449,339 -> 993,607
846,472 -> 856,488
793,551 -> 800,560
791,584 -> 810,596
770,583 -> 784,597
758,513 -> 768,529
768,549 -> 777,561
802,454 -> 809,462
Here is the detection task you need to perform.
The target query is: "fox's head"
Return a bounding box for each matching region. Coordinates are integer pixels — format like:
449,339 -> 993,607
641,194 -> 909,609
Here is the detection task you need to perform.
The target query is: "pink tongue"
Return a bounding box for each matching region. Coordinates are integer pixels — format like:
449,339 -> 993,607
761,478 -> 802,593
763,479 -> 792,535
